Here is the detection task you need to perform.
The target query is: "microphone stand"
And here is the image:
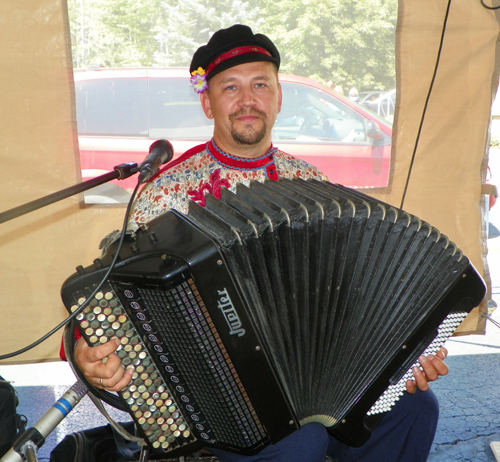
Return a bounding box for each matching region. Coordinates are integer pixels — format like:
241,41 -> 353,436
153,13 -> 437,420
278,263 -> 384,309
0,161 -> 140,461
0,138 -> 174,461
0,162 -> 139,224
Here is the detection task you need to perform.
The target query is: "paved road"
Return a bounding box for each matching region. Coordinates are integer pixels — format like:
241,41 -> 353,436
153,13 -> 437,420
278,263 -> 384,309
423,147 -> 500,461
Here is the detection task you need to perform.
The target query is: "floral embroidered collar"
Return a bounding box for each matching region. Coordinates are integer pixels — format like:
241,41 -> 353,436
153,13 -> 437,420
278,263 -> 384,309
207,139 -> 279,180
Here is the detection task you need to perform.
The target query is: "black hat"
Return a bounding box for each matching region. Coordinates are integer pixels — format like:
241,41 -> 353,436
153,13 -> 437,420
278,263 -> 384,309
190,25 -> 280,81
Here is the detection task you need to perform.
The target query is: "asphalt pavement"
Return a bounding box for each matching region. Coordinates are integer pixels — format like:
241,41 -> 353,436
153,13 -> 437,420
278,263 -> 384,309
423,147 -> 500,462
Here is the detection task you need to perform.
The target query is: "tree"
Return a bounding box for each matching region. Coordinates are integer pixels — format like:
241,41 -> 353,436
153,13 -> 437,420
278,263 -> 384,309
153,0 -> 263,67
67,0 -> 264,68
68,0 -> 165,68
67,0 -> 397,92
256,0 -> 397,91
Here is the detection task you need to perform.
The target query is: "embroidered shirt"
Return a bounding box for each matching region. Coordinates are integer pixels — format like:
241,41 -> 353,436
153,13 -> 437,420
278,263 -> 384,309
128,139 -> 327,230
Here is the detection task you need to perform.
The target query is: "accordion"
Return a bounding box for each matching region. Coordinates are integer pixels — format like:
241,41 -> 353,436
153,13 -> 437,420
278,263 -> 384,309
61,178 -> 486,458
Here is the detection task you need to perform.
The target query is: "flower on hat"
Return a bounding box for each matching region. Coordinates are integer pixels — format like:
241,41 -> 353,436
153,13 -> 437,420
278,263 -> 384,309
190,67 -> 209,94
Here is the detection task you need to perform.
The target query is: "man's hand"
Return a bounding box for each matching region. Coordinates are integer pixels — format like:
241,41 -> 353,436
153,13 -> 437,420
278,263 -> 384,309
74,338 -> 133,392
406,347 -> 448,394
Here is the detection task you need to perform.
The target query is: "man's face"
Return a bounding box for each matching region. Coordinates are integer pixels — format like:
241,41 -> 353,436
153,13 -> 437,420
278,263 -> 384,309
200,61 -> 282,157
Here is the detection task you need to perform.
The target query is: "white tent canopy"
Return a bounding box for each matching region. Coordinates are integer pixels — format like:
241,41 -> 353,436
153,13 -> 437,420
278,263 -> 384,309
0,0 -> 498,363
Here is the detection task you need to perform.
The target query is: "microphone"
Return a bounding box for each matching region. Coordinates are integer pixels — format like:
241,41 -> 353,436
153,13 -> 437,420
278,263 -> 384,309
138,139 -> 174,184
0,382 -> 88,462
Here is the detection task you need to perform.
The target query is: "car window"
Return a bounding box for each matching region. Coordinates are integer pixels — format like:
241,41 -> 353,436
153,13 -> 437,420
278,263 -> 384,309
75,73 -> 392,205
75,77 -> 149,136
275,82 -> 368,144
377,90 -> 396,120
76,76 -> 214,140
148,78 -> 213,140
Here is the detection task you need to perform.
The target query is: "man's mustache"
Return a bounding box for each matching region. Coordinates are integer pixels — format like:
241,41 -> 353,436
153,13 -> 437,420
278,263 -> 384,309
229,109 -> 267,122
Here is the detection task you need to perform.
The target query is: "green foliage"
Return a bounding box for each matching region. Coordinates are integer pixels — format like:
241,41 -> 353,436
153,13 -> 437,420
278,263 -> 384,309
69,0 -> 165,67
255,0 -> 397,91
153,0 -> 263,67
67,0 -> 397,90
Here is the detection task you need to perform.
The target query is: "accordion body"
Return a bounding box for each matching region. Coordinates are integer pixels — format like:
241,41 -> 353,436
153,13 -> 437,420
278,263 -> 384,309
61,179 -> 486,457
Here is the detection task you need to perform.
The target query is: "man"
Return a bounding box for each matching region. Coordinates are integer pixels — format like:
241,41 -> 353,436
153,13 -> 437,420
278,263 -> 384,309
73,24 -> 448,462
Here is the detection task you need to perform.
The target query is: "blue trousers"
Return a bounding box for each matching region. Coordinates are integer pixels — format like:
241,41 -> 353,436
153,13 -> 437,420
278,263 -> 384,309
209,389 -> 439,462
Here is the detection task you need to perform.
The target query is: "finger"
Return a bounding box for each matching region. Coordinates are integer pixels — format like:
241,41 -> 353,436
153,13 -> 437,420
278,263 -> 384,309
428,355 -> 449,376
75,342 -> 123,381
412,365 -> 430,392
88,359 -> 126,389
91,352 -> 125,380
74,337 -> 119,367
418,355 -> 439,382
83,338 -> 121,363
91,363 -> 125,389
405,378 -> 417,394
421,354 -> 449,380
436,347 -> 448,361
101,367 -> 134,392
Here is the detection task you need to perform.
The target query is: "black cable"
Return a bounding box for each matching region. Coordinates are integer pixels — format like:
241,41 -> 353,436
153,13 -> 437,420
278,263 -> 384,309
0,182 -> 141,361
481,0 -> 500,10
400,0 -> 453,209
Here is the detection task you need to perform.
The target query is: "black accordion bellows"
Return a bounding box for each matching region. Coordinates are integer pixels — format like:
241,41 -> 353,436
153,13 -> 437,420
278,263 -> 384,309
61,178 -> 485,457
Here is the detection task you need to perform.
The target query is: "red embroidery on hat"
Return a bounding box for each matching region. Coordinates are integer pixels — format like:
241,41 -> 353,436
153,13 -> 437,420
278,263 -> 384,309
206,46 -> 272,76
187,169 -> 231,206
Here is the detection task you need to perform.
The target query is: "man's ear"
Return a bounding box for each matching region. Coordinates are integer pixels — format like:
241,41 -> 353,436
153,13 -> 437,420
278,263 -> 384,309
200,91 -> 214,119
277,83 -> 283,114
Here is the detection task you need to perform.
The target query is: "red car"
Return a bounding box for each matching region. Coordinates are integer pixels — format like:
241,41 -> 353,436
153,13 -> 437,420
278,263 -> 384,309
74,68 -> 392,203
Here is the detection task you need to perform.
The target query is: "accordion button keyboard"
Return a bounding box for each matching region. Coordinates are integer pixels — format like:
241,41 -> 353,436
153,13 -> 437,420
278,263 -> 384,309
70,284 -> 198,454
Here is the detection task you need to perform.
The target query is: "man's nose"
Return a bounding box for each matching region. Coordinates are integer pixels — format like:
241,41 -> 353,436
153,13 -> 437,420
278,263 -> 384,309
239,86 -> 255,106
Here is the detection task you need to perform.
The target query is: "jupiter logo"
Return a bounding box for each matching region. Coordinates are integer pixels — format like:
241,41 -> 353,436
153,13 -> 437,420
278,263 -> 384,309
216,288 -> 246,337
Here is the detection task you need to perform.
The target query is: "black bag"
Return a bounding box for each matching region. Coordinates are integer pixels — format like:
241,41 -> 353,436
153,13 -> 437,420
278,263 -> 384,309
49,422 -> 141,462
0,376 -> 27,458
